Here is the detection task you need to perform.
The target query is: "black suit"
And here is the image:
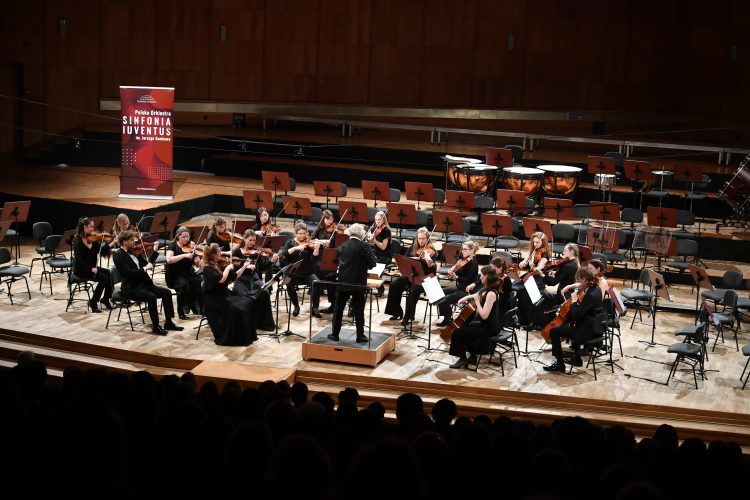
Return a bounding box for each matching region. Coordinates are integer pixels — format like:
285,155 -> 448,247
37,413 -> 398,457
113,248 -> 174,327
548,285 -> 604,361
332,237 -> 377,336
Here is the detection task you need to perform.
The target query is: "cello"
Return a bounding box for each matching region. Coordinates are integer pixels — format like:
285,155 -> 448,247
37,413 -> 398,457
541,276 -> 600,343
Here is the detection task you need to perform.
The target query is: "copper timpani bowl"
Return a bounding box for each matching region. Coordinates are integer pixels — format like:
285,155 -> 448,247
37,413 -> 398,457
502,166 -> 544,197
450,164 -> 499,195
537,165 -> 582,197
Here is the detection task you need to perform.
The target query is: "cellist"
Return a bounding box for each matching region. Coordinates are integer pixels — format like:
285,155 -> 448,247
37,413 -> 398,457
543,267 -> 604,374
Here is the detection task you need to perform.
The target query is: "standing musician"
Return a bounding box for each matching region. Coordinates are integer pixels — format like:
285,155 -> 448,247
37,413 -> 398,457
436,241 -> 479,327
513,231 -> 551,323
365,210 -> 391,297
448,266 -> 503,369
465,256 -> 513,319
74,217 -> 118,313
166,226 -> 203,319
543,267 -> 604,374
114,230 -> 181,335
281,222 -> 324,318
528,243 -> 580,329
560,258 -> 609,298
201,243 -> 258,346
206,216 -> 231,252
384,227 -> 437,326
253,207 -> 277,237
327,224 -> 377,343
232,230 -> 277,331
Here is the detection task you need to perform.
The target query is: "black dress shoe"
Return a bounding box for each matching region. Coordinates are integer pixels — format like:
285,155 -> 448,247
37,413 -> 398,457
400,317 -> 410,327
374,285 -> 385,298
164,321 -> 184,331
312,308 -> 322,318
543,361 -> 568,374
450,359 -> 468,369
321,306 -> 335,313
437,317 -> 452,327
389,314 -> 403,321
565,354 -> 583,367
356,335 -> 368,343
100,299 -> 113,310
292,307 -> 300,317
467,355 -> 477,366
327,333 -> 340,341
178,313 -> 188,321
89,300 -> 102,313
152,325 -> 168,336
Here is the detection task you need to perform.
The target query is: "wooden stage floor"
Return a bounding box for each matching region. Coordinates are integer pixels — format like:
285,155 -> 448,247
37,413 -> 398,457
2,238 -> 750,418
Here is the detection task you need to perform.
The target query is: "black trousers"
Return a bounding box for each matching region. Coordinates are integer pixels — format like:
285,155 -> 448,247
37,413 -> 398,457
90,267 -> 112,303
438,286 -> 468,318
287,273 -> 321,310
332,291 -> 366,336
127,284 -> 174,327
385,276 -> 424,321
548,325 -> 592,360
449,324 -> 493,359
174,273 -> 203,315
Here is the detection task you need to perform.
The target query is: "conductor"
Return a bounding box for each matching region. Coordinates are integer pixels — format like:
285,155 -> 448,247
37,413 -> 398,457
328,224 -> 377,344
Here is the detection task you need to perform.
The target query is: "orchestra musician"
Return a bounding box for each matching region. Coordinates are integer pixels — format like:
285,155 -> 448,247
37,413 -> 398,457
465,256 -> 513,319
166,226 -> 203,319
513,231 -> 551,324
310,210 -> 338,312
201,243 -> 258,346
206,216 -> 231,252
327,224 -> 377,343
281,222 -> 323,318
528,243 -> 580,329
113,230 -> 181,335
74,217 -> 117,313
232,230 -> 277,331
384,227 -> 436,326
366,210 -> 391,297
543,267 -> 604,373
253,207 -> 277,237
109,214 -> 132,248
560,258 -> 609,298
436,240 -> 479,327
448,266 -> 503,369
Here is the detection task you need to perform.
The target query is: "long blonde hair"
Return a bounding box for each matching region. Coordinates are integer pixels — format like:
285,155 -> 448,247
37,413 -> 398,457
529,231 -> 551,260
375,211 -> 390,229
113,213 -> 129,234
411,227 -> 430,256
201,243 -> 221,272
565,243 -> 580,269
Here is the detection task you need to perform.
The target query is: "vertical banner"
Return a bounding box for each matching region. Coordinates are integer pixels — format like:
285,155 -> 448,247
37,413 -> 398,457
119,86 -> 174,199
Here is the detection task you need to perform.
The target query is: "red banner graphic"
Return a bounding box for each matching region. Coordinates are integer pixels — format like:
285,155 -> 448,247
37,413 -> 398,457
119,86 -> 174,198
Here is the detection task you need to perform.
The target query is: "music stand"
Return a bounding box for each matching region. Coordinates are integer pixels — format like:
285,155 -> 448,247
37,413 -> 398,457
542,198 -> 574,224
0,220 -> 12,243
624,160 -> 652,209
640,270 -> 672,350
404,182 -> 435,210
445,190 -> 476,214
432,210 -> 466,242
333,233 -> 349,248
393,255 -> 429,341
521,217 -> 553,242
587,226 -> 617,254
688,263 -> 713,325
90,215 -> 117,235
386,203 -> 417,240
646,207 -> 678,270
497,189 -> 526,215
282,196 -> 313,224
577,244 -> 594,265
149,211 -> 180,251
339,201 -> 370,226
1,201 -> 31,265
313,181 -> 345,211
485,147 -> 514,167
671,163 -> 703,210
590,202 -> 620,225
255,235 -> 286,253
243,190 -> 274,214
270,260 -> 304,341
262,171 -> 291,205
361,180 -> 390,208
56,230 -> 78,260
233,220 -> 255,237
587,157 -> 616,203
482,214 -> 513,249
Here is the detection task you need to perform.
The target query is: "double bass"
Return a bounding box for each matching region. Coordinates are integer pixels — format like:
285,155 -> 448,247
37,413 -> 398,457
541,276 -> 600,343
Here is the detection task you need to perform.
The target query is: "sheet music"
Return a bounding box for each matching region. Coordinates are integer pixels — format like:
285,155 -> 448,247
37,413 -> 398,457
608,286 -> 628,317
368,262 -> 386,277
422,276 -> 446,304
524,276 -> 542,304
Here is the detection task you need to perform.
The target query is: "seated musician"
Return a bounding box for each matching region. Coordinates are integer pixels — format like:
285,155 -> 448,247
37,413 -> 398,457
528,243 -> 580,329
384,227 -> 436,326
206,216 -> 231,252
74,217 -> 117,313
560,258 -> 609,298
465,256 -> 513,319
513,231 -> 551,324
232,230 -> 277,331
365,211 -> 391,297
109,213 -> 132,249
253,207 -> 277,237
437,240 -> 479,327
543,267 -> 604,374
281,222 -> 323,318
114,230 -> 182,335
448,266 -> 503,369
166,226 -> 203,319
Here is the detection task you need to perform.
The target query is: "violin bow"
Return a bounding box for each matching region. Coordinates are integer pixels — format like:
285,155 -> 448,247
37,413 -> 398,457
418,224 -> 438,261
365,207 -> 387,240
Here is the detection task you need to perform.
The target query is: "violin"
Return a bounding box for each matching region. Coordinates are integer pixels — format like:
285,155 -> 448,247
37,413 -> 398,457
247,247 -> 284,260
543,257 -> 569,273
419,243 -> 436,262
87,232 -> 114,243
325,223 -> 346,235
181,241 -> 205,259
440,279 -> 502,342
218,229 -> 243,245
541,277 -> 600,343
300,237 -> 329,249
218,255 -> 244,270
132,239 -> 154,256
449,256 -> 473,275
260,222 -> 278,236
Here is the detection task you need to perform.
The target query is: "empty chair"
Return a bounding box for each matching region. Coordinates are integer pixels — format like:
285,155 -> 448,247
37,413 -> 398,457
604,151 -> 624,179
602,231 -> 628,268
389,188 -> 401,203
621,269 -> 652,327
273,178 -> 296,206
666,322 -> 708,389
571,205 -> 591,242
139,215 -> 155,234
621,208 -> 643,261
643,171 -> 671,206
711,289 -> 740,352
445,218 -> 471,245
551,224 -> 575,255
39,235 -> 71,295
492,218 -> 521,258
29,222 -> 53,275
0,247 -> 31,305
669,210 -> 696,239
464,196 -> 494,225
741,345 -> 750,389
701,270 -> 742,309
505,145 -> 524,162
665,239 -> 699,288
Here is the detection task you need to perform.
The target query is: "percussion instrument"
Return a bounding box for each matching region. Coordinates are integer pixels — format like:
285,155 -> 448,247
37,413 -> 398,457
594,174 -> 616,188
502,166 -> 543,197
449,164 -> 498,195
444,156 -> 483,193
717,158 -> 750,213
537,165 -> 582,198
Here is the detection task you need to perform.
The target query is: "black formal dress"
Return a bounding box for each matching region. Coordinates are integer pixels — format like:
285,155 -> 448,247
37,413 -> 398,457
528,259 -> 578,329
112,248 -> 174,327
311,227 -> 338,308
449,289 -> 502,359
437,258 -> 479,319
513,250 -> 549,324
371,226 -> 392,264
202,266 -> 258,346
252,222 -> 278,283
548,285 -> 604,361
206,233 -> 231,253
231,247 -> 276,331
73,236 -> 113,305
331,237 -> 377,338
166,241 -> 203,316
384,244 -> 436,321
280,239 -> 321,311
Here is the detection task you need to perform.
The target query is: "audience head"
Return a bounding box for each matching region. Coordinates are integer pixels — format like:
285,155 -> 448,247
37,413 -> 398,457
432,398 -> 457,424
396,393 -> 423,425
290,381 -> 309,409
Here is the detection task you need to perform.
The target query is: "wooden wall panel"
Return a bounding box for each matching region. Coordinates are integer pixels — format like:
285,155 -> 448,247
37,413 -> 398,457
472,0 -> 526,108
155,0 -> 211,100
421,0 -> 476,107
368,0 -> 423,106
723,0 -> 750,121
0,64 -> 23,152
264,0 -> 319,103
210,0 -> 265,102
316,0 -> 371,104
0,1 -> 45,67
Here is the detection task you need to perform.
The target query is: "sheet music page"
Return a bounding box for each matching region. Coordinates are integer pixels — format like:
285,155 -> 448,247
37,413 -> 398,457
368,263 -> 386,277
524,276 -> 542,304
609,286 -> 628,317
422,276 -> 446,304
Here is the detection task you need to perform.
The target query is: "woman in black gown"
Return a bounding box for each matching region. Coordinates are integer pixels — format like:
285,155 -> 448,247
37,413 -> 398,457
365,210 -> 392,297
73,216 -> 118,313
232,230 -> 277,331
281,222 -> 323,318
436,240 -> 480,326
201,243 -> 258,346
206,216 -> 231,252
166,226 -> 203,319
252,207 -> 279,284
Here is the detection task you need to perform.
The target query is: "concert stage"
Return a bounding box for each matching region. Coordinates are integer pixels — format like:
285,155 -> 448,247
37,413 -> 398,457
302,328 -> 396,367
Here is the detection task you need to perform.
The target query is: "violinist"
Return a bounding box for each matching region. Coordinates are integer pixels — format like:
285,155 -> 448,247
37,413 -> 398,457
206,216 -> 231,252
232,230 -> 277,331
513,231 -> 551,324
310,209 -> 338,246
449,266 -> 503,369
73,217 -> 117,313
366,211 -> 391,298
560,258 -> 609,298
281,222 -> 323,318
436,241 -> 479,327
528,243 -> 580,330
253,207 -> 277,237
384,227 -> 436,326
114,230 -> 181,335
166,226 -> 203,319
465,256 -> 513,321
201,243 -> 258,346
109,214 -> 131,249
543,267 -> 603,374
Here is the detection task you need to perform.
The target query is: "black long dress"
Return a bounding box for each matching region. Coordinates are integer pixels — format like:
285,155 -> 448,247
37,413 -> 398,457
449,289 -> 502,359
202,266 -> 258,346
206,232 -> 231,253
372,226 -> 392,264
384,244 -> 435,321
166,241 -> 203,315
231,247 -> 276,331
73,236 -> 112,304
